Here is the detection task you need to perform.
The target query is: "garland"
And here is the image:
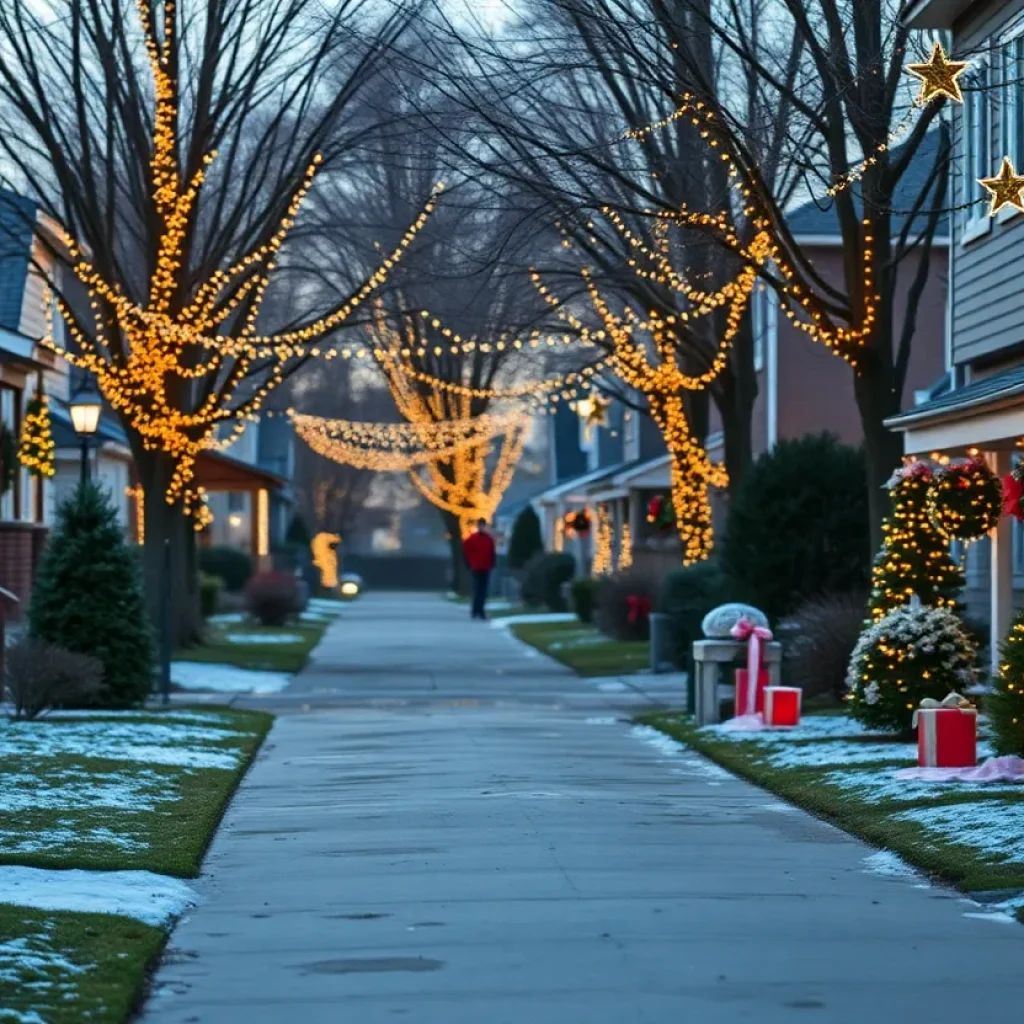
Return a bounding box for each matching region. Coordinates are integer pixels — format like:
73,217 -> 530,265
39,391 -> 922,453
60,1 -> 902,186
18,394 -> 56,478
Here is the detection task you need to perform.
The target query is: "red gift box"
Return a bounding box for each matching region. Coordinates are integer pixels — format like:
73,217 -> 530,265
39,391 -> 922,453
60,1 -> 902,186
734,669 -> 769,716
916,708 -> 977,768
764,686 -> 801,728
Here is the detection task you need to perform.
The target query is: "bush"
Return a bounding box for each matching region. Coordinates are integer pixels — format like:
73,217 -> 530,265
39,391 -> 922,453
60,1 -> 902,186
520,552 -> 575,611
198,546 -> 253,592
571,577 -> 599,623
245,570 -> 301,627
659,561 -> 730,673
846,604 -> 977,734
777,591 -> 867,702
596,569 -> 660,642
720,433 -> 870,622
199,573 -> 223,619
4,638 -> 105,720
29,482 -> 153,708
508,506 -> 544,571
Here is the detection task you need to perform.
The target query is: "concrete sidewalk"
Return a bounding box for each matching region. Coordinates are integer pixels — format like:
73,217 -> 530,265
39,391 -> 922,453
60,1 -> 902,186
143,594 -> 1024,1023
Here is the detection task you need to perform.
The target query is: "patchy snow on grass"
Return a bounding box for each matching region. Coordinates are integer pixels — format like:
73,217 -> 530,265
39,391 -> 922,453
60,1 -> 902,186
0,719 -> 249,770
549,634 -> 613,651
894,802 -> 1024,864
0,769 -> 176,814
224,633 -> 303,646
0,1009 -> 50,1024
765,740 -> 918,769
307,598 -> 343,614
491,612 -> 577,628
825,764 -> 1020,804
171,661 -> 291,696
863,850 -> 920,880
0,827 -> 145,855
208,612 -> 245,624
0,866 -> 198,926
0,934 -> 88,991
703,715 -> 871,744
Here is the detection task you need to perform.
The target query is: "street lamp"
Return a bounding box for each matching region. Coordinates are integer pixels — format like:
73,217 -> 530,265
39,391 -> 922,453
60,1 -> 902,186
69,380 -> 102,484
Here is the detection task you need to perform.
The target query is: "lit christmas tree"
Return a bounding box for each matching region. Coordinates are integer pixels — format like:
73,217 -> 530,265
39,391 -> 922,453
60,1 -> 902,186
989,610 -> 1024,756
868,461 -> 964,621
18,394 -> 55,478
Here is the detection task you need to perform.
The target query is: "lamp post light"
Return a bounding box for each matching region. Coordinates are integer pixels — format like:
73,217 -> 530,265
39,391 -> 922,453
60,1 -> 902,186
69,381 -> 102,485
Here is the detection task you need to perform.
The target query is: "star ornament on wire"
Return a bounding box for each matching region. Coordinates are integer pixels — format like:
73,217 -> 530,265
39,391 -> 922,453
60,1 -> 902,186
581,393 -> 610,440
906,41 -> 969,105
979,157 -> 1024,217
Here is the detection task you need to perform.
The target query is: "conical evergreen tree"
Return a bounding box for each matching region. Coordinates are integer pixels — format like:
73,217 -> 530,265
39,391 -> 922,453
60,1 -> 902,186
868,462 -> 964,621
989,609 -> 1024,756
29,482 -> 153,707
508,505 -> 544,570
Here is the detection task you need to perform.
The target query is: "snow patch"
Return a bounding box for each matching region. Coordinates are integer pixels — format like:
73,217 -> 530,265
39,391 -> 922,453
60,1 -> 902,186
597,681 -> 628,692
825,766 -> 1022,804
0,827 -> 145,855
862,850 -> 919,880
0,866 -> 198,926
703,715 -> 871,744
208,612 -> 245,624
0,770 -> 175,814
584,717 -> 617,725
491,612 -> 577,628
171,661 -> 291,695
894,802 -> 1024,863
224,633 -> 303,646
765,740 -> 918,769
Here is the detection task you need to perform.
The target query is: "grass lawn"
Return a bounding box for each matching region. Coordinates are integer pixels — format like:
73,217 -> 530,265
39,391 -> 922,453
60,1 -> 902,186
511,620 -> 649,676
176,617 -> 331,673
641,712 -> 1024,901
0,707 -> 272,1020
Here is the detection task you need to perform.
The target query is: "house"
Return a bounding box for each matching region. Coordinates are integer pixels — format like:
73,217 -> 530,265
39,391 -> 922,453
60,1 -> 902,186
891,0 -> 1024,666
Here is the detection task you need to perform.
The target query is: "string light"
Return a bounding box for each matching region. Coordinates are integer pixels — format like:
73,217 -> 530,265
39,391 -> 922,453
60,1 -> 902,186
18,393 -> 55,477
592,505 -> 613,575
41,0 -> 439,525
125,484 -> 145,544
618,519 -> 633,571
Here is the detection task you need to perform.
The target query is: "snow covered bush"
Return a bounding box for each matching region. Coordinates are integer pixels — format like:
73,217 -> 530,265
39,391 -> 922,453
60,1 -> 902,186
846,604 -> 977,734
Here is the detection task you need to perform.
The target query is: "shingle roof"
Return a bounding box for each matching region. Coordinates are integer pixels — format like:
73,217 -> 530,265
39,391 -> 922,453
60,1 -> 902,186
886,365 -> 1024,428
0,190 -> 37,334
786,131 -> 948,239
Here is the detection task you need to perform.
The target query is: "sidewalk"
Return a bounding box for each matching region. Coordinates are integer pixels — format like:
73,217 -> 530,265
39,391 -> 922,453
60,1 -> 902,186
143,594 -> 1024,1023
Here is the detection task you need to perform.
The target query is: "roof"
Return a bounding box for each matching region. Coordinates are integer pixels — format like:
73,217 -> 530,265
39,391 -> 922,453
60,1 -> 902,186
886,365 -> 1024,430
533,461 -> 627,503
51,400 -> 130,450
902,0 -> 972,28
0,190 -> 36,335
195,449 -> 286,491
785,131 -> 948,240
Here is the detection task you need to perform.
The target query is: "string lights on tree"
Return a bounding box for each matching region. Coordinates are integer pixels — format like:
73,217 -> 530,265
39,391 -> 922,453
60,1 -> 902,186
18,392 -> 55,478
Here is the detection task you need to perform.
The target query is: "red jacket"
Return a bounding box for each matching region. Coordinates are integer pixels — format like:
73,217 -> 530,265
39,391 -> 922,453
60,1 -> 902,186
463,529 -> 496,572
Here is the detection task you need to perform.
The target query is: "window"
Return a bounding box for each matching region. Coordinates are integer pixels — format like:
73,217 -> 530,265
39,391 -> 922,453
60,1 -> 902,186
0,383 -> 21,521
963,60 -> 992,237
752,286 -> 765,372
227,491 -> 245,512
623,410 -> 639,462
1001,38 -> 1024,167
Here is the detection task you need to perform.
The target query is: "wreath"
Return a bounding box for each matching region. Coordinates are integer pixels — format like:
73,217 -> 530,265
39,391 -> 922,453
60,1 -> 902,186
570,510 -> 591,535
646,494 -> 675,533
927,456 -> 1002,540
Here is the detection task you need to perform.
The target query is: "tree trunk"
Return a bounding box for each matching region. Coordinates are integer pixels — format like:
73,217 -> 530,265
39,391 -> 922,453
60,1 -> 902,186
134,448 -> 204,648
442,510 -> 467,595
853,368 -> 904,554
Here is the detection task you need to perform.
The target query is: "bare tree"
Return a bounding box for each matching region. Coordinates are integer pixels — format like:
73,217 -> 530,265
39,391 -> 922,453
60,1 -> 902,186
0,0 -> 431,640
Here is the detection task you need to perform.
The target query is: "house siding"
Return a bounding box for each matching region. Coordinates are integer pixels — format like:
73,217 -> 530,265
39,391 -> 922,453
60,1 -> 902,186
952,0 -> 1024,365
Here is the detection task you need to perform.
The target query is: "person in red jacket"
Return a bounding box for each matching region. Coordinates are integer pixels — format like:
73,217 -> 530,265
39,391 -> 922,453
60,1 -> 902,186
463,518 -> 497,620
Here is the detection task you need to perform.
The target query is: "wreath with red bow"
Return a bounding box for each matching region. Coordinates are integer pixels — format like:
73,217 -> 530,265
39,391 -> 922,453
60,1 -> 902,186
927,456 -> 1002,540
1003,464 -> 1024,524
569,510 -> 592,535
646,494 -> 674,533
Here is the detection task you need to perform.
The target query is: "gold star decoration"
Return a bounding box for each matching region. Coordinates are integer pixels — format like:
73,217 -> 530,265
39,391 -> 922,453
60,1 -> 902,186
906,41 -> 969,105
580,393 -> 610,440
979,157 -> 1024,217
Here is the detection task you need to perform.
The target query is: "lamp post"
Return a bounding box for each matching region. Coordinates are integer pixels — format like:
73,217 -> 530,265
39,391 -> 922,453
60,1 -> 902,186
69,381 -> 102,485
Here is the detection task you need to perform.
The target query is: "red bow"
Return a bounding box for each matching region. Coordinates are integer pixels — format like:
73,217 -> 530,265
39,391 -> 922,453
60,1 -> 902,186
1002,473 -> 1024,522
626,595 -> 652,625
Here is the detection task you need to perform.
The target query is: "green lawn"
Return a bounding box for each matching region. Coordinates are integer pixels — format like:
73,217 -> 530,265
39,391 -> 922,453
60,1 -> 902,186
511,620 -> 649,676
641,712 -> 1024,899
0,707 -> 272,1019
176,617 -> 332,673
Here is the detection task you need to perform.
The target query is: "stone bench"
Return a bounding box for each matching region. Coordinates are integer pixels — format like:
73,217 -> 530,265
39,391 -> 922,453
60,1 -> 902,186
692,638 -> 782,725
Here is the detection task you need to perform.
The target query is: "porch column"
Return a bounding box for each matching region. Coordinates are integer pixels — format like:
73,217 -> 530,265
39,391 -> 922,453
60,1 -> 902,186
988,450 -> 1014,675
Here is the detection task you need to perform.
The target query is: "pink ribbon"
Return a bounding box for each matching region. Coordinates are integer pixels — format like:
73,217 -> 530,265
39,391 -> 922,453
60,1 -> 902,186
731,618 -> 773,717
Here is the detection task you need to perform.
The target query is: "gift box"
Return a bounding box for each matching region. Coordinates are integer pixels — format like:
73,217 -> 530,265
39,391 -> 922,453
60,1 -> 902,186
917,707 -> 977,768
734,669 -> 769,716
764,686 -> 801,728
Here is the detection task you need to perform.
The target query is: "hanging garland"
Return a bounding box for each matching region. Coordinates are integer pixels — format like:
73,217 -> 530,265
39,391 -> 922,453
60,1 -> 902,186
18,394 -> 56,478
0,424 -> 14,496
646,494 -> 675,533
927,456 -> 1001,540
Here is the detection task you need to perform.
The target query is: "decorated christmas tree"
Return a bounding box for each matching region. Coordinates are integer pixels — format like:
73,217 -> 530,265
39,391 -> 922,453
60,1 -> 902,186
18,393 -> 55,478
29,482 -> 153,707
868,461 -> 964,621
988,609 -> 1024,756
